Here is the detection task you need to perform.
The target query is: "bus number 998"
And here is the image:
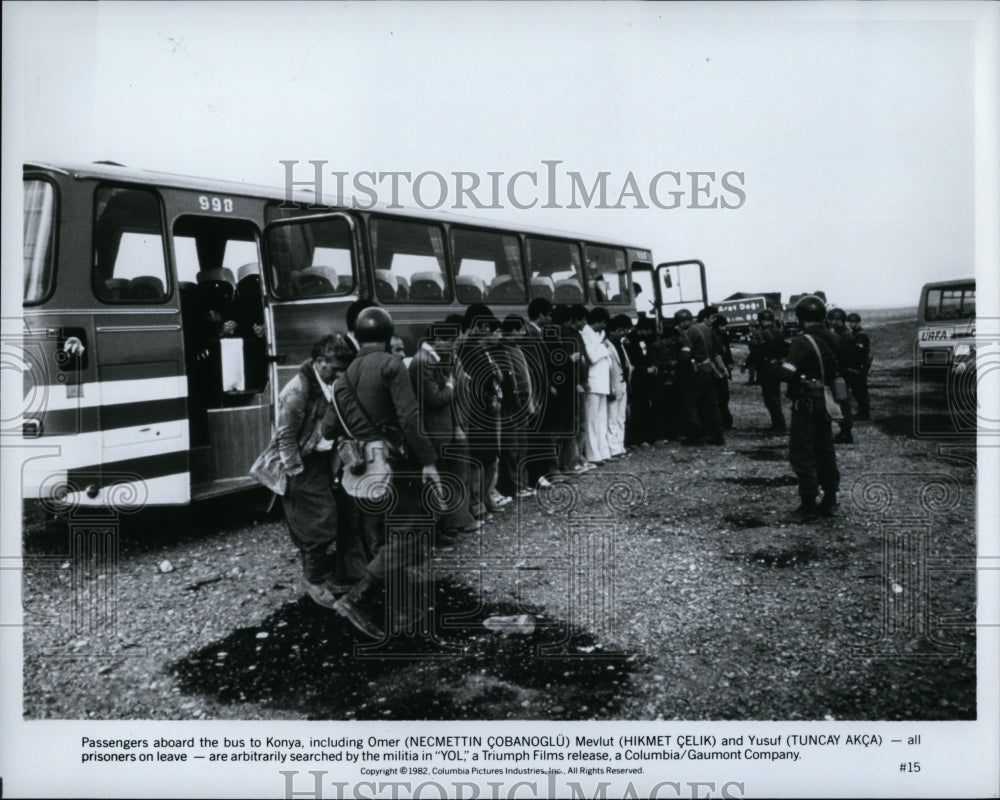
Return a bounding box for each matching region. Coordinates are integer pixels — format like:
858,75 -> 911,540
198,195 -> 234,213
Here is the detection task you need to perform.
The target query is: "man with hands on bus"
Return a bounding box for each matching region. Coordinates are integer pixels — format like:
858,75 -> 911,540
250,334 -> 354,610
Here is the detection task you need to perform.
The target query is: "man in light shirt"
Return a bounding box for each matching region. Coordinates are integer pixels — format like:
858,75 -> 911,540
581,306 -> 612,465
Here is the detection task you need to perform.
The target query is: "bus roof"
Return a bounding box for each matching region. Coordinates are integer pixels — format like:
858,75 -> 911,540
25,160 -> 648,250
921,277 -> 975,290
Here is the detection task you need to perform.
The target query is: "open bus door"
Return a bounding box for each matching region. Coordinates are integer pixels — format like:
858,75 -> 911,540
261,212 -> 359,398
654,259 -> 708,327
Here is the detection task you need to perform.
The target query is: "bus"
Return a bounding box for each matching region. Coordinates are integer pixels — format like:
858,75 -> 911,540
916,277 -> 976,371
20,160 -> 704,509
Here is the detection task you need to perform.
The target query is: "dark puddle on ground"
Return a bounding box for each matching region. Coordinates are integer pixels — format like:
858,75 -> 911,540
877,413 -> 975,439
725,542 -> 821,568
737,446 -> 786,462
720,476 -> 798,488
170,577 -> 640,720
722,513 -> 769,529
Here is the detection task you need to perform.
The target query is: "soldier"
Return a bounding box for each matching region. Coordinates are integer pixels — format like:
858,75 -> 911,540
325,307 -> 442,638
750,309 -> 787,433
827,308 -> 858,444
779,295 -> 849,522
846,312 -> 872,420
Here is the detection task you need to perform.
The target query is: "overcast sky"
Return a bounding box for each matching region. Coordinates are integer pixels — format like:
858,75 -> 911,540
3,1 -> 996,309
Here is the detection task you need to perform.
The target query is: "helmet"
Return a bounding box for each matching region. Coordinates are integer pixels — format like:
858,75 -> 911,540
673,308 -> 693,323
795,295 -> 827,323
826,307 -> 847,323
757,309 -> 774,322
354,307 -> 394,343
846,312 -> 861,323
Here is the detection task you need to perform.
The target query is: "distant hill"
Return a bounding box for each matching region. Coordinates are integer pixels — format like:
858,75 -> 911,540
851,306 -> 918,323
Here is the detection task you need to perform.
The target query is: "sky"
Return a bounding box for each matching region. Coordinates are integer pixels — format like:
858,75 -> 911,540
2,2 -> 996,310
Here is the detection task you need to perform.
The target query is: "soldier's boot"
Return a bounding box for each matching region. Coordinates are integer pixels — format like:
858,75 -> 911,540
833,430 -> 854,444
787,497 -> 819,524
333,573 -> 385,639
817,491 -> 837,518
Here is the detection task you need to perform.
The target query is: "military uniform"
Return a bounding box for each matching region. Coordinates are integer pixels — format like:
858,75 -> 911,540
850,325 -> 872,419
325,336 -> 440,637
781,322 -> 846,517
750,324 -> 787,431
830,326 -> 857,443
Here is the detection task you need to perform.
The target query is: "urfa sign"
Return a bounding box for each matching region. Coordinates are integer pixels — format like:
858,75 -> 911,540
718,296 -> 768,325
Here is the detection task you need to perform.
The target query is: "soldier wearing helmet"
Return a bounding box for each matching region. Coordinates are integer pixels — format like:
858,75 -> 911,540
324,306 -> 442,637
846,312 -> 872,420
826,307 -> 858,443
777,295 -> 851,522
749,308 -> 787,432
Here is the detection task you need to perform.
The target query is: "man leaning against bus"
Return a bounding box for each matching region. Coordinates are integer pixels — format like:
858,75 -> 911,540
250,335 -> 354,609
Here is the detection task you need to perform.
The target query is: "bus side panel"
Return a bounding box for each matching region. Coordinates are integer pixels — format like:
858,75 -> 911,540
22,312 -> 191,507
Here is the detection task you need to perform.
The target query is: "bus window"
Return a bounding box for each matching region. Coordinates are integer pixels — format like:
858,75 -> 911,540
172,216 -> 262,332
267,216 -> 355,299
526,237 -> 582,303
369,217 -> 450,303
583,245 -> 629,303
450,227 -> 525,304
92,186 -> 169,302
924,287 -> 975,321
23,179 -> 56,305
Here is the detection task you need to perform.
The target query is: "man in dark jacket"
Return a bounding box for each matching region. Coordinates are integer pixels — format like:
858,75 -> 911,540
456,304 -> 504,517
408,320 -> 478,539
325,308 -> 441,638
624,316 -> 657,447
684,307 -> 726,445
712,314 -> 735,430
521,297 -> 561,489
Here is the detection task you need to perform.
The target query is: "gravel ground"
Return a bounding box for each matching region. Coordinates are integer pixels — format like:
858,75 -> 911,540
21,319 -> 977,720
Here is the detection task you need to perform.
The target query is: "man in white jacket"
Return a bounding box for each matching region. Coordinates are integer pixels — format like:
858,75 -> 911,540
581,306 -> 612,464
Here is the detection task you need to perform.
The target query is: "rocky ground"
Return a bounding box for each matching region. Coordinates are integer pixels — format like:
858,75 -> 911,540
21,319 -> 978,721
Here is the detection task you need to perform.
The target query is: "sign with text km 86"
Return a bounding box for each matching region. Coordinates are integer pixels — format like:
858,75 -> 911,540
717,297 -> 767,326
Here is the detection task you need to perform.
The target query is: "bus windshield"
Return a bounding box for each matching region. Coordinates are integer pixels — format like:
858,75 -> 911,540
23,179 -> 56,304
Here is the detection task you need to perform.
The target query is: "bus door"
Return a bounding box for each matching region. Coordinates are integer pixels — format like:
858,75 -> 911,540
169,209 -> 270,498
262,212 -> 358,391
87,184 -> 189,505
653,260 -> 708,326
629,257 -> 656,322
